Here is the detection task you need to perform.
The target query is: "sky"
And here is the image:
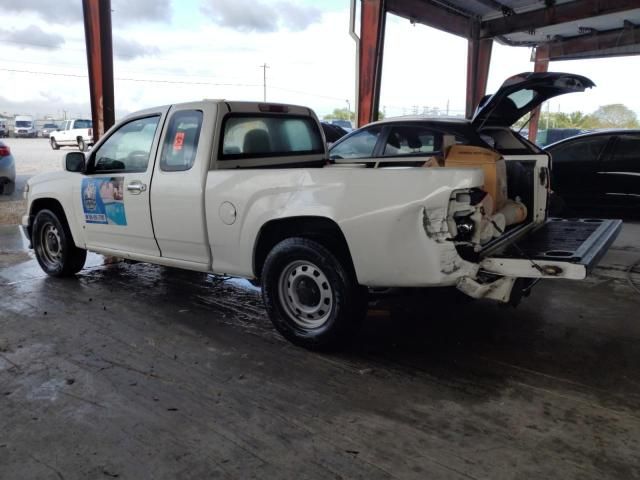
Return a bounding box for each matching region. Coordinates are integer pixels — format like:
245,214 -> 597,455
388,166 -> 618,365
1,0 -> 640,121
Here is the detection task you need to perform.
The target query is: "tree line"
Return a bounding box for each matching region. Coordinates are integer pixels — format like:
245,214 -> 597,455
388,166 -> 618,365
520,104 -> 639,129
324,103 -> 639,130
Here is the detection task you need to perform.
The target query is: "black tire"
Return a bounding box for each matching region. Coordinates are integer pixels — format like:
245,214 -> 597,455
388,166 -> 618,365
261,237 -> 367,351
50,137 -> 60,150
32,209 -> 86,277
78,138 -> 86,152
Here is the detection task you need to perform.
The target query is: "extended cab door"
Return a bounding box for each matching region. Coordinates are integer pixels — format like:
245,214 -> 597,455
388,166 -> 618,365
77,112 -> 166,257
149,102 -> 215,269
57,121 -> 71,144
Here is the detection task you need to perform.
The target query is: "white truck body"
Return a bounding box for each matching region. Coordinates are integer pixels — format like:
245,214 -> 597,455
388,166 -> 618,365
22,95 -> 620,349
49,119 -> 93,150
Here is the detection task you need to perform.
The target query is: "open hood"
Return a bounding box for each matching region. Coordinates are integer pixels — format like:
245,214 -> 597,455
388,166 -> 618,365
472,72 -> 595,129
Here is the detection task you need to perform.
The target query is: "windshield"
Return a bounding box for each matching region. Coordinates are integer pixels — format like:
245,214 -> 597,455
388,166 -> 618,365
16,121 -> 32,128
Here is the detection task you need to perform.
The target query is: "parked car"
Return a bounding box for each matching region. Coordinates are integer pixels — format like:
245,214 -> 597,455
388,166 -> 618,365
0,140 -> 16,195
14,115 -> 37,138
0,121 -> 8,138
321,121 -> 348,146
326,119 -> 353,132
22,78 -> 620,350
49,119 -> 94,151
536,128 -> 591,147
40,123 -> 59,138
546,130 -> 640,215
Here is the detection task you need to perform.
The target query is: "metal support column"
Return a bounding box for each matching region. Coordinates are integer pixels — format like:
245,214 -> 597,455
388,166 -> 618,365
82,0 -> 115,142
357,0 -> 386,127
528,44 -> 550,144
466,21 -> 493,119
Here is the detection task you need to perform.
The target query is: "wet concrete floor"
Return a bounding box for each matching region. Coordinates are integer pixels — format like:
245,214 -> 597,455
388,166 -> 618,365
1,224 -> 640,479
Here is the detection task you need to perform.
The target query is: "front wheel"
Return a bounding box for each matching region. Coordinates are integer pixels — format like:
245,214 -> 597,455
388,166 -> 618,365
32,209 -> 86,277
50,137 -> 60,150
261,237 -> 367,351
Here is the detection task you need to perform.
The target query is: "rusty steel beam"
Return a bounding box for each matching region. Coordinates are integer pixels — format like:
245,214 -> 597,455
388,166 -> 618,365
386,0 -> 471,38
527,44 -> 549,144
481,0 -> 640,39
539,24 -> 640,61
82,0 -> 115,141
466,22 -> 493,119
358,0 -> 386,127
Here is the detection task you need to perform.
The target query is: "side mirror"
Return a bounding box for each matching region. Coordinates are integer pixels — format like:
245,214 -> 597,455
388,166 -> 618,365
65,151 -> 86,172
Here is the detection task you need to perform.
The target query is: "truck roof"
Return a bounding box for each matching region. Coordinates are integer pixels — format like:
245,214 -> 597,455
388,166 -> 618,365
127,100 -> 317,119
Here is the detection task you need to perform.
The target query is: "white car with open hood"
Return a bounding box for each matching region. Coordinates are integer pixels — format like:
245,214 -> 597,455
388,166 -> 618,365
22,73 -> 621,350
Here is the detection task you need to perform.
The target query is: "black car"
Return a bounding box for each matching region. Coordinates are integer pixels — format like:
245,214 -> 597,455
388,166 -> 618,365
320,122 -> 348,145
547,130 -> 640,215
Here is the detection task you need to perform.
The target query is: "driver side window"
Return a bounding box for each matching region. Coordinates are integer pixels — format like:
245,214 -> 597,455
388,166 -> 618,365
93,116 -> 160,173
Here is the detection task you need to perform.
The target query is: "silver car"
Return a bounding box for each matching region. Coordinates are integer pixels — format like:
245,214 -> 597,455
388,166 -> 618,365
0,140 -> 16,195
40,123 -> 59,138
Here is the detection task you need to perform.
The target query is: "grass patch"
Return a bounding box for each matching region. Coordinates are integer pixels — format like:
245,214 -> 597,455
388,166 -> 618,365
0,199 -> 26,225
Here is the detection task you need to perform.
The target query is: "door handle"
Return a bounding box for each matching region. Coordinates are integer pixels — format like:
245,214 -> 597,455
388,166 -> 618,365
127,181 -> 147,194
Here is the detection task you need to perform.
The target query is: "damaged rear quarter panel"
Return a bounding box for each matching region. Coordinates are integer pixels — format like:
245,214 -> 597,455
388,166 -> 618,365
206,166 -> 483,287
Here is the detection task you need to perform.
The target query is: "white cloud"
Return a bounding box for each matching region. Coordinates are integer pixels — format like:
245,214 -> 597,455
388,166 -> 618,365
0,0 -> 82,24
201,0 -> 322,32
0,0 -> 172,25
0,25 -> 65,50
114,36 -> 160,61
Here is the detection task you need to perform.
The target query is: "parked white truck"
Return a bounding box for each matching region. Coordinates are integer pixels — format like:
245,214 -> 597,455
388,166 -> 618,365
22,75 -> 621,349
49,119 -> 94,151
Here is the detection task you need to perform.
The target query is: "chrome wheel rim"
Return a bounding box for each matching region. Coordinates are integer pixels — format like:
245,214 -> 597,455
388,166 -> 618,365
39,222 -> 63,268
278,260 -> 333,329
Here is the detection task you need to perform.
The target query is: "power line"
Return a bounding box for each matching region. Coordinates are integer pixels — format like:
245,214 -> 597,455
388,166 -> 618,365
0,67 -> 261,87
0,67 -> 348,102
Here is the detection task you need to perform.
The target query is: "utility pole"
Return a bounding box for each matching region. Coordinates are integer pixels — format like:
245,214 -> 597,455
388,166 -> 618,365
260,63 -> 269,102
546,101 -> 550,130
345,99 -> 351,121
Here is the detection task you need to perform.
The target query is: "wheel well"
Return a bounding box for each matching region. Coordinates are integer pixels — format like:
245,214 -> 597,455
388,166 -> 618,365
253,216 -> 357,281
76,136 -> 83,143
29,198 -> 71,238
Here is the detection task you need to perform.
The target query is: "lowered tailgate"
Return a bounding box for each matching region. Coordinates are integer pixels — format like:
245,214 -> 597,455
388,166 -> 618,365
480,218 -> 622,280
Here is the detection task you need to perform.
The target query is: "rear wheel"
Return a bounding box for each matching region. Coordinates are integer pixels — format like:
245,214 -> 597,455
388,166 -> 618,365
32,209 -> 86,276
78,138 -> 86,152
50,137 -> 60,150
261,237 -> 367,351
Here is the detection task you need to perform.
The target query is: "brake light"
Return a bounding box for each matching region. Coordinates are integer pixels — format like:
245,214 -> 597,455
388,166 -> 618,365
0,145 -> 10,157
88,127 -> 93,138
258,103 -> 289,113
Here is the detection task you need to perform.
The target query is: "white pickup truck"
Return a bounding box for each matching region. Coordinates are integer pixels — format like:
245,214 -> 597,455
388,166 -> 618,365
22,76 -> 621,350
49,119 -> 94,151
